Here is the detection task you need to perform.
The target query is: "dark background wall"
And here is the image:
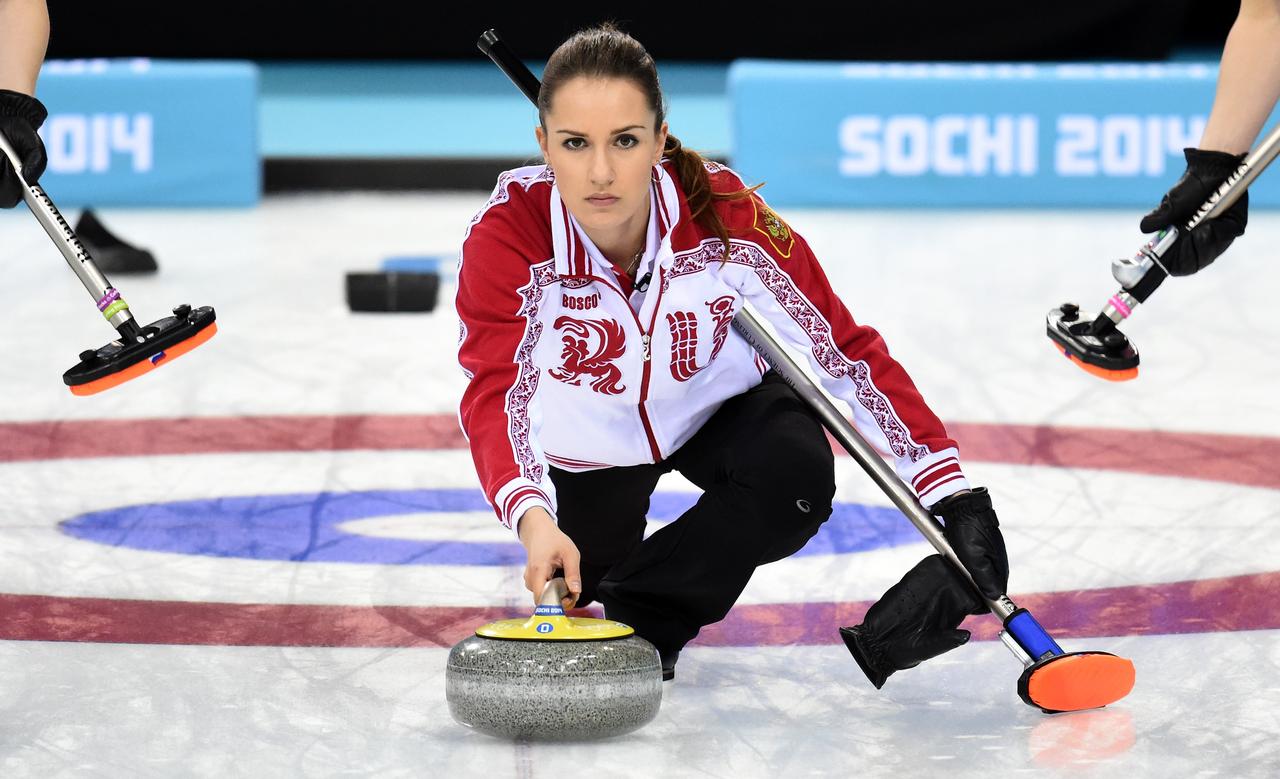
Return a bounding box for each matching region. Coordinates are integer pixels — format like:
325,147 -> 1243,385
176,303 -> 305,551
46,1 -> 1234,61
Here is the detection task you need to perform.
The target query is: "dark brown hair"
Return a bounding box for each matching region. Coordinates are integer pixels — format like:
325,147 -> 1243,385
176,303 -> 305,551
539,22 -> 761,256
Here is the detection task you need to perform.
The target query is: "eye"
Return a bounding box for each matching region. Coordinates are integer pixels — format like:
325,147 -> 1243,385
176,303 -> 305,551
563,137 -> 586,150
616,134 -> 638,149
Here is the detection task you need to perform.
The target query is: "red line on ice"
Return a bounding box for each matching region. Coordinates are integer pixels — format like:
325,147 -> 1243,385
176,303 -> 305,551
1,414 -> 1277,491
0,569 -> 1275,648
0,415 -> 467,463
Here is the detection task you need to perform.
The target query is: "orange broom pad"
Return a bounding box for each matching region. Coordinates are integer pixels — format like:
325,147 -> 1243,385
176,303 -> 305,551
1024,652 -> 1136,713
69,322 -> 218,397
1054,344 -> 1139,382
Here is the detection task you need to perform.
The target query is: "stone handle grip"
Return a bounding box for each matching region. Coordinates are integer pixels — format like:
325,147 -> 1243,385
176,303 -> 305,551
539,577 -> 570,608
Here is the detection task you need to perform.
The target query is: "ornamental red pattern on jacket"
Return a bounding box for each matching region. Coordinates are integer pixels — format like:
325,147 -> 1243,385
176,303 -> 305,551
456,158 -> 970,534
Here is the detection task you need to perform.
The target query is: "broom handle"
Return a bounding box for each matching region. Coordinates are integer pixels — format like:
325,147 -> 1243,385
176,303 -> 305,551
1106,122 -> 1280,313
0,128 -> 138,332
1190,121 -> 1280,226
730,315 -> 1016,619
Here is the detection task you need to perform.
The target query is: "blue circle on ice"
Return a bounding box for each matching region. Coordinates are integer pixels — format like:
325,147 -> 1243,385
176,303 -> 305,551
58,488 -> 923,566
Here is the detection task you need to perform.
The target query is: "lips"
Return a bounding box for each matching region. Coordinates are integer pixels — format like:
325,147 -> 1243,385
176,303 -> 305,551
588,195 -> 618,205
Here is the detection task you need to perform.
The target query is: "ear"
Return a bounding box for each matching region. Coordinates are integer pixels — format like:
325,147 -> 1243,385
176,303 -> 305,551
535,125 -> 549,161
653,121 -> 669,165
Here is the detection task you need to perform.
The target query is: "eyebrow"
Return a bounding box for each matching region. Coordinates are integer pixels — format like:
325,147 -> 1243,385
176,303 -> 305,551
556,125 -> 645,135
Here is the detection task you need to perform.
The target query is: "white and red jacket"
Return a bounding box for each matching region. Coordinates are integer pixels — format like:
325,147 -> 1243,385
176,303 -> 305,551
456,159 -> 969,537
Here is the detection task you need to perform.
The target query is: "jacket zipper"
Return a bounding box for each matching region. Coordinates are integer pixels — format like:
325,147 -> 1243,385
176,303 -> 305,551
636,267 -> 666,461
597,267 -> 665,462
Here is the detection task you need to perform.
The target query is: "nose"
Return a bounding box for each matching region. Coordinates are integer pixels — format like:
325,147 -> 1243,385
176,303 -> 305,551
589,147 -> 614,187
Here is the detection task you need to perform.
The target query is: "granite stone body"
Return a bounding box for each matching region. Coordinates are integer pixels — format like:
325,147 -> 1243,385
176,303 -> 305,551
446,634 -> 663,741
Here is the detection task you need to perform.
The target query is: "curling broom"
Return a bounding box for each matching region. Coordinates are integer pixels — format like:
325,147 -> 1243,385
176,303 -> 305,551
0,129 -> 216,395
1047,121 -> 1280,381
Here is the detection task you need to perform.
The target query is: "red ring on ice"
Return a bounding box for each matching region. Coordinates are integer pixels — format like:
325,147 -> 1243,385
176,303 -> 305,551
0,414 -> 1276,647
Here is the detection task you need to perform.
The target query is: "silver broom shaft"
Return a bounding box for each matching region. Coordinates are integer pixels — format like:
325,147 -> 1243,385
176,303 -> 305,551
1106,122 -> 1280,317
732,312 -> 1017,621
0,128 -> 138,332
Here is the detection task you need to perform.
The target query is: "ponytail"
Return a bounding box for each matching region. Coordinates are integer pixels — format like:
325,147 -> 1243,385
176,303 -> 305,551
663,134 -> 762,257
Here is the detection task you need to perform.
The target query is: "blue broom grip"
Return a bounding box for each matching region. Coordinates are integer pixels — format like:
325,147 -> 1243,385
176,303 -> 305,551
1005,609 -> 1064,661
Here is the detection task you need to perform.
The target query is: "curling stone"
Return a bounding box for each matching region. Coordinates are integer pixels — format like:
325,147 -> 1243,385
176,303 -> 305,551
345,256 -> 441,312
446,578 -> 663,741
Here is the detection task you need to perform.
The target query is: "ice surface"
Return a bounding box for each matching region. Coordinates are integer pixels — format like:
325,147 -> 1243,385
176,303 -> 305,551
0,194 -> 1276,776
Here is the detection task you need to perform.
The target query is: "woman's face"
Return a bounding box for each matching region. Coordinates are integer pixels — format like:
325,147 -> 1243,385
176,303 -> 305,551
536,77 -> 668,241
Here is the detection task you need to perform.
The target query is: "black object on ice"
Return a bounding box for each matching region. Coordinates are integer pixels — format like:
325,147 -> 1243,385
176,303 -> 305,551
74,209 -> 158,274
345,271 -> 440,312
346,257 -> 442,312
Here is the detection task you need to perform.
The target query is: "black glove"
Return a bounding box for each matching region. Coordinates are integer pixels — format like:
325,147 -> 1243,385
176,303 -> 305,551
1139,147 -> 1248,277
0,89 -> 48,209
839,554 -> 985,689
932,487 -> 1009,601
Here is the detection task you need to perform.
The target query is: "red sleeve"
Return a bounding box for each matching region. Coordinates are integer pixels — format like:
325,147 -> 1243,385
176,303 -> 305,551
455,203 -> 556,536
717,174 -> 970,507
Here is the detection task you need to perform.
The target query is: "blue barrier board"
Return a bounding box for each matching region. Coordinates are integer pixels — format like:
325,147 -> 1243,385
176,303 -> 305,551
36,59 -> 259,207
730,61 -> 1280,208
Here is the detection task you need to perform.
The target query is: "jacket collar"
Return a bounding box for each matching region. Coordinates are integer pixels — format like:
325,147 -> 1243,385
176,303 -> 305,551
550,159 -> 682,279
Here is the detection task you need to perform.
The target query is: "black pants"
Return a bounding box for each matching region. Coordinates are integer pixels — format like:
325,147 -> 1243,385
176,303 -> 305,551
549,371 -> 836,658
